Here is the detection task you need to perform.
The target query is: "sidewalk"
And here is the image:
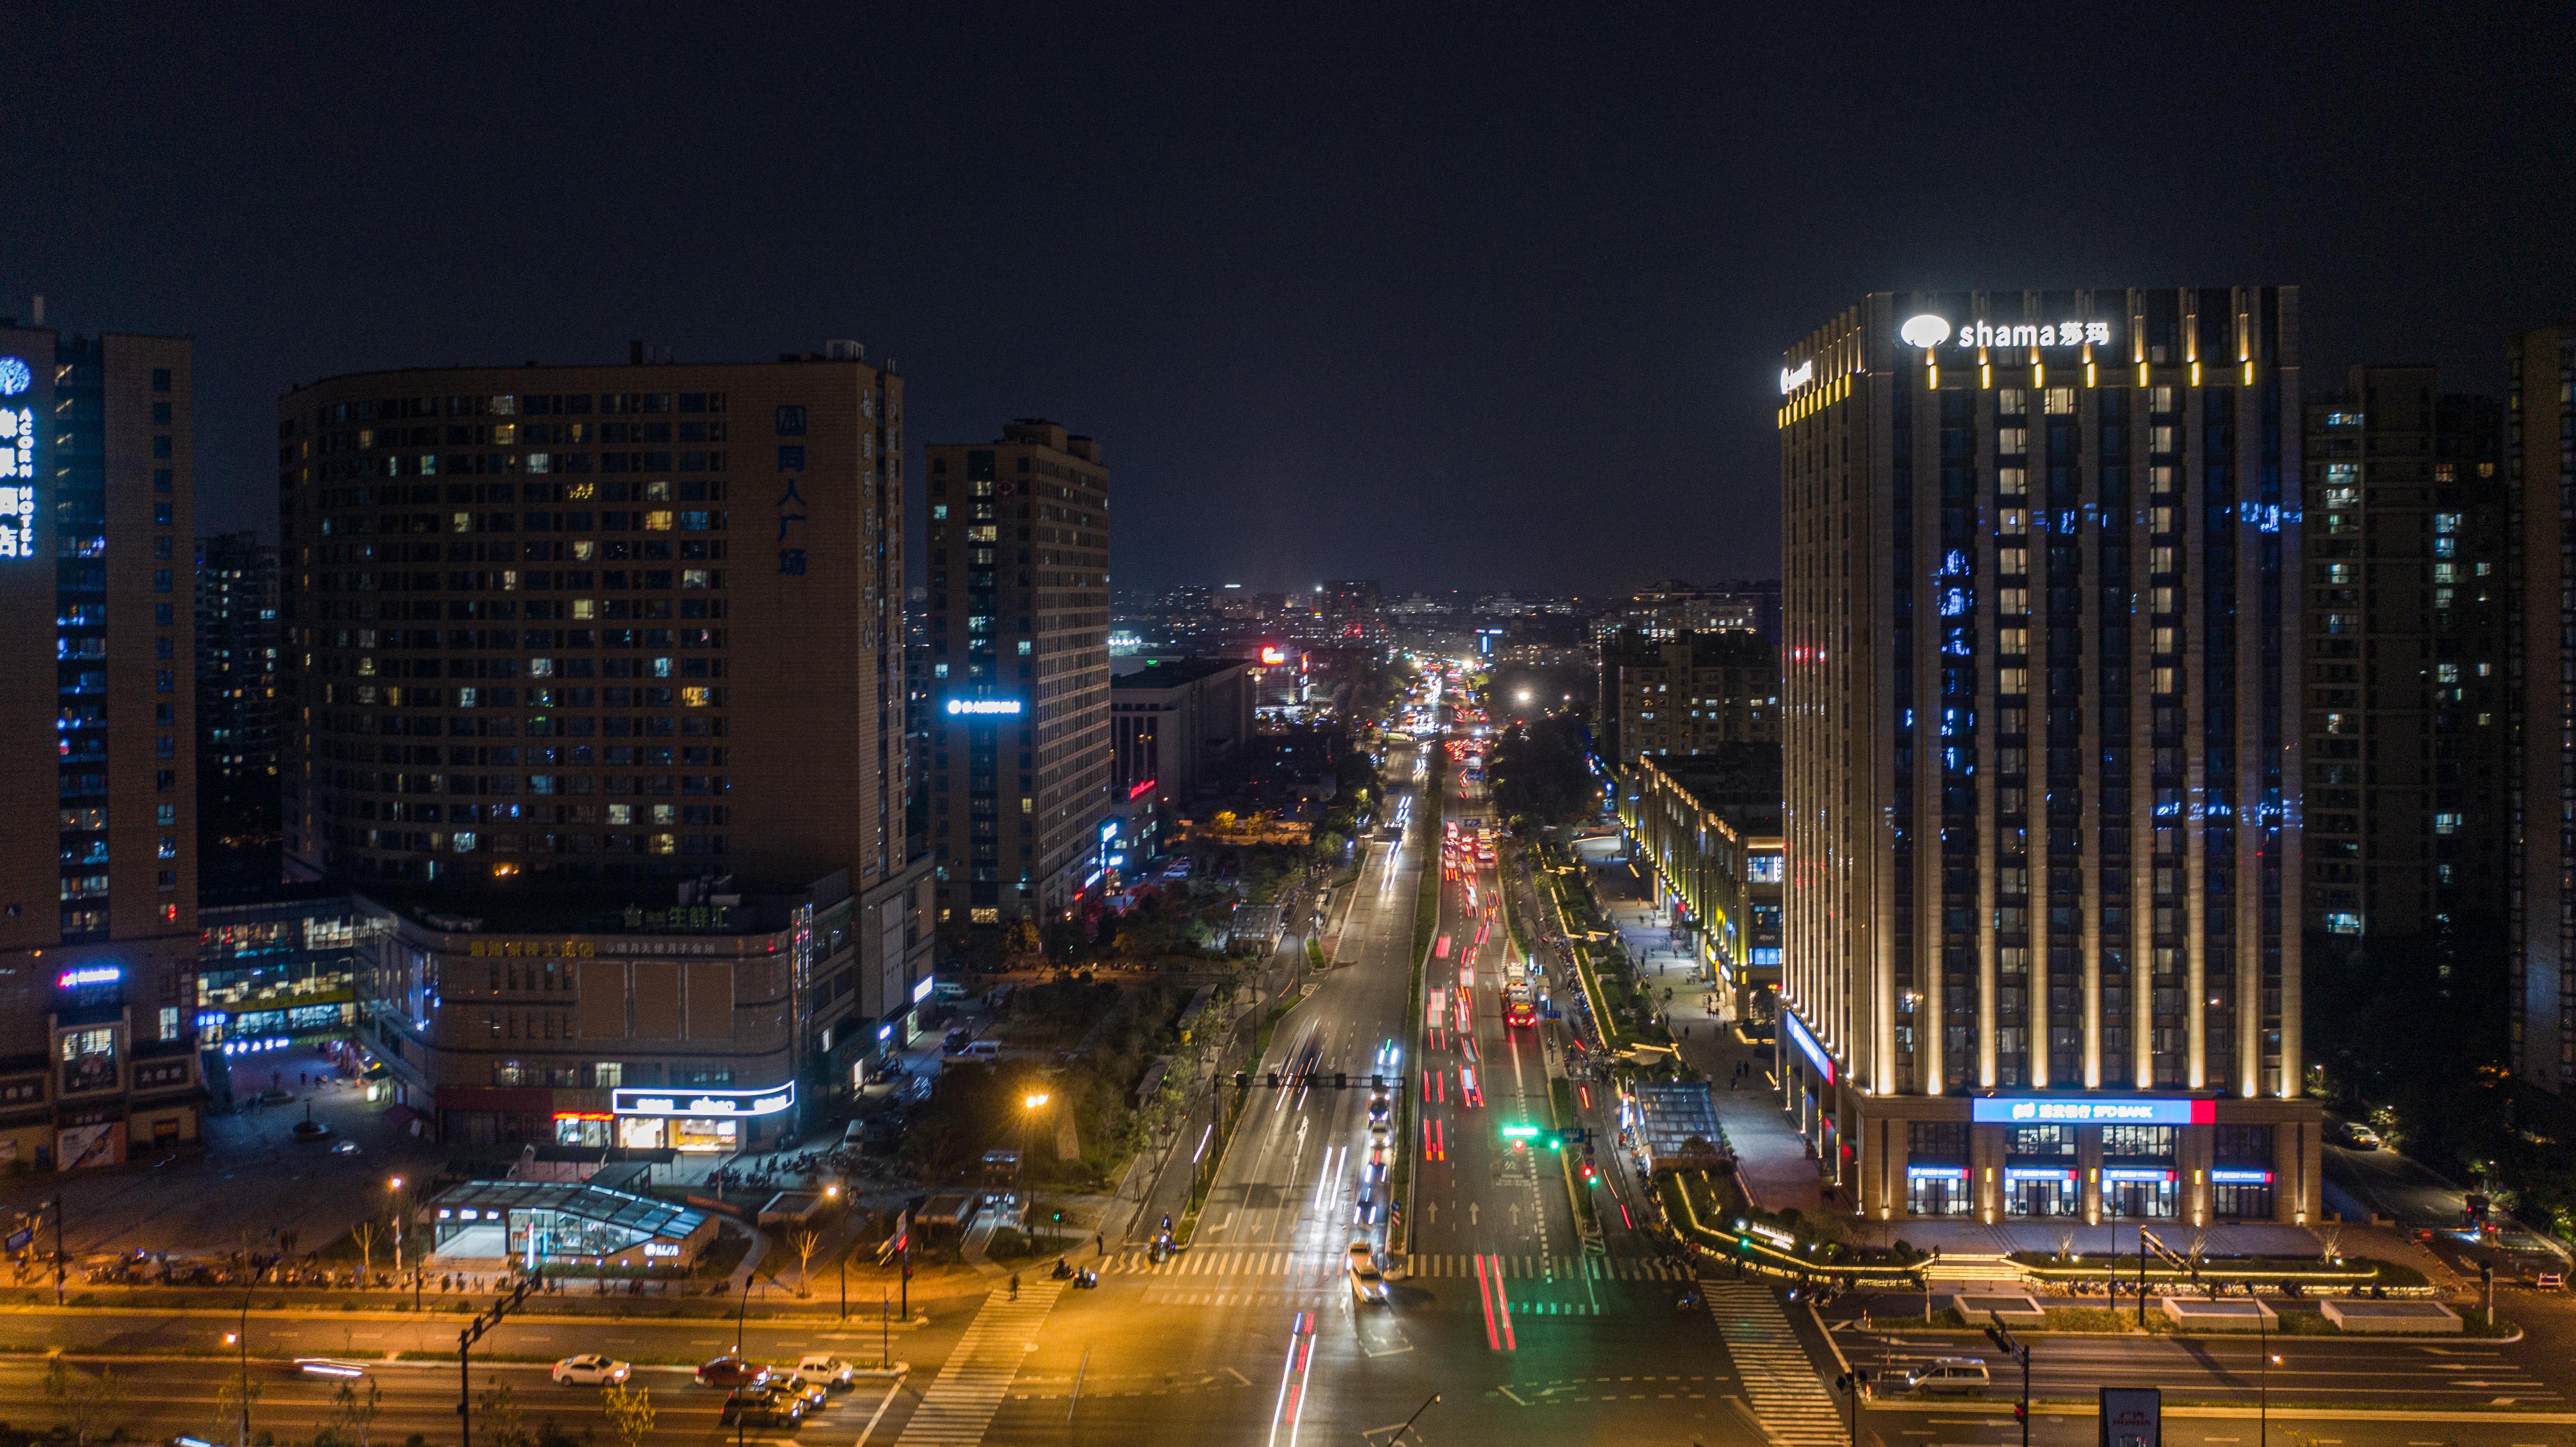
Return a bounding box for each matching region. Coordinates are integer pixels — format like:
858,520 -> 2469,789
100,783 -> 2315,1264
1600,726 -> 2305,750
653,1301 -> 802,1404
1665,975 -> 1832,1222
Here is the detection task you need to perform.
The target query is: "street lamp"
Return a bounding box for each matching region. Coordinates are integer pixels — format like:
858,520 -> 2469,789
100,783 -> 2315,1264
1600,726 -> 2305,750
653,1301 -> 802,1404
2259,1306 -> 2277,1447
388,1176 -> 405,1275
1022,1094 -> 1051,1238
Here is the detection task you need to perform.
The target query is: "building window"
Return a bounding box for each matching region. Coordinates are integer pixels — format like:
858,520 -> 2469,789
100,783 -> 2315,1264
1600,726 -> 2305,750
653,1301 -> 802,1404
2100,1125 -> 2177,1160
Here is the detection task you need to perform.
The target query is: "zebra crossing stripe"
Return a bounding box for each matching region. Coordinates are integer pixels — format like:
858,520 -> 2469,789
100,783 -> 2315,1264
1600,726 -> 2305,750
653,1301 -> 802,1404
1110,1249 -> 1682,1282
1704,1280 -> 1845,1447
893,1281 -> 1065,1446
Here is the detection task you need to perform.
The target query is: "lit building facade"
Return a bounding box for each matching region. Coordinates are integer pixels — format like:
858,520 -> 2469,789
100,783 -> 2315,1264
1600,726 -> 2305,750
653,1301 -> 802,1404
273,347 -> 933,1126
923,420 -> 1111,929
195,530 -> 282,838
2300,369 -> 2506,942
0,318 -> 210,1167
2510,325 -> 2576,1094
1778,287 -> 2318,1223
1597,628 -> 1779,766
1618,748 -> 1784,1021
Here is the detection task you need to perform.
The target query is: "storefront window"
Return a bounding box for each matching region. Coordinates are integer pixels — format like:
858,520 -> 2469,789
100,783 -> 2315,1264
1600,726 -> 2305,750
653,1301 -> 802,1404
671,1117 -> 738,1152
2211,1182 -> 2274,1219
556,1115 -> 610,1147
1906,1171 -> 1970,1217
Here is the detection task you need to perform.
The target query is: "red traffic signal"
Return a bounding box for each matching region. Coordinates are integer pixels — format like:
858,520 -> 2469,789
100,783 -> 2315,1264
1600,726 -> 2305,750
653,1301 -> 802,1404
2012,1403 -> 2027,1423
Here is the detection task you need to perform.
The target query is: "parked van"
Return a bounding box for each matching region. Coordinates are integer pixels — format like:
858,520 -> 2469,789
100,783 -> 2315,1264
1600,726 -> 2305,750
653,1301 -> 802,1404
946,1040 -> 1001,1061
1900,1358 -> 1990,1394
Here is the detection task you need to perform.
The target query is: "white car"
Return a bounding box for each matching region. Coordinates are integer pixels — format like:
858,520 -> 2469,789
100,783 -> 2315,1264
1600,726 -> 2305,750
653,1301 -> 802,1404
793,1353 -> 857,1390
551,1353 -> 632,1385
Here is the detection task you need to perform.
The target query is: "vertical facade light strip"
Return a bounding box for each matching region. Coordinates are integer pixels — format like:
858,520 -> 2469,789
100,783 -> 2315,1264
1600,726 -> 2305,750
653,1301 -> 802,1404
2079,297 -> 2106,1089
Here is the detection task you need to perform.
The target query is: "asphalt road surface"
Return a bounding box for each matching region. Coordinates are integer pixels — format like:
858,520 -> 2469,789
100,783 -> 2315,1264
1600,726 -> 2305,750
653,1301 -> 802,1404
15,688 -> 2575,1447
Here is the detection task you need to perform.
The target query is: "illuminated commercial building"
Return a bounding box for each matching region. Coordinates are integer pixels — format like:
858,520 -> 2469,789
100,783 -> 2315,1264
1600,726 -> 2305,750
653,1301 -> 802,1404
0,316 -> 210,1168
1778,288 -> 2319,1223
923,420 -> 1112,929
1616,747 -> 1783,1022
274,346 -> 934,1136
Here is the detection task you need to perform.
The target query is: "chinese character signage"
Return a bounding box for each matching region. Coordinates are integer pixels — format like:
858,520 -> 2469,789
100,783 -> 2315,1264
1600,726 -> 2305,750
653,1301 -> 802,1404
0,390 -> 33,559
1971,1095 -> 2215,1125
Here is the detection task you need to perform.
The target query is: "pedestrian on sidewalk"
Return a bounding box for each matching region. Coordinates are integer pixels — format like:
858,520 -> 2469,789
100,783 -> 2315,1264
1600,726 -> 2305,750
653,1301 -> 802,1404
1008,1272 -> 1021,1301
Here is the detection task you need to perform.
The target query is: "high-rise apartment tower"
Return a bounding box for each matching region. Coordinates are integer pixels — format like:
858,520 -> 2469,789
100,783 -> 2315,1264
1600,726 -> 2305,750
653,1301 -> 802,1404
276,351 -> 912,897
2509,326 -> 2576,1094
1777,287 -> 2318,1224
923,420 -> 1112,930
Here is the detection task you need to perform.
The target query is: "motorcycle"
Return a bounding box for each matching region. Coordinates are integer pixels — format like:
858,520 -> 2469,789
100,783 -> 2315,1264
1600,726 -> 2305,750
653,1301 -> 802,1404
1071,1269 -> 1099,1289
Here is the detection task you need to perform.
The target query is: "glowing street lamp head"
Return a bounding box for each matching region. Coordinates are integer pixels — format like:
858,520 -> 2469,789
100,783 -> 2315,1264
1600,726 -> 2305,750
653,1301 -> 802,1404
1900,314 -> 1953,349
388,1175 -> 403,1191
1024,1092 -> 1050,1110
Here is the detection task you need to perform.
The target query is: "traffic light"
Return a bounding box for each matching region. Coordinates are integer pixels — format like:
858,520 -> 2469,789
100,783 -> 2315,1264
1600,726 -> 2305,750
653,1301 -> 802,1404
2012,1403 -> 2027,1424
1266,1070 -> 1280,1088
1335,1072 -> 1348,1089
1234,1071 -> 1250,1089
1579,1161 -> 1598,1186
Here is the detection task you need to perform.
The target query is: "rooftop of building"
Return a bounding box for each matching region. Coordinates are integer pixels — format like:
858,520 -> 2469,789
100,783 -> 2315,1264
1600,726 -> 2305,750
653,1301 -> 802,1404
1603,628 -> 1775,667
279,341 -> 893,396
272,865 -> 854,938
1642,744 -> 1784,826
1112,657 -> 1248,689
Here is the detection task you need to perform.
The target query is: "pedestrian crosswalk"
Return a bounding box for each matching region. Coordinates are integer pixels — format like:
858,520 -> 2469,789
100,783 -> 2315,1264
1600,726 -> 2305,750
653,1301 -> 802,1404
1103,1247 -> 1687,1281
1139,1285 -> 1610,1314
893,1279 -> 1065,1447
1702,1279 -> 1845,1447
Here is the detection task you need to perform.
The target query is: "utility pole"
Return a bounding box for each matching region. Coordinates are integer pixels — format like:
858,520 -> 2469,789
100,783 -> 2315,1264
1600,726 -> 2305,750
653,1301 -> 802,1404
52,1190 -> 65,1307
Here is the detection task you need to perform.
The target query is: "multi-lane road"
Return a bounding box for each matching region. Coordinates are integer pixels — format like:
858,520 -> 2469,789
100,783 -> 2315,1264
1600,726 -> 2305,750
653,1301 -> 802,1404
19,684 -> 2576,1447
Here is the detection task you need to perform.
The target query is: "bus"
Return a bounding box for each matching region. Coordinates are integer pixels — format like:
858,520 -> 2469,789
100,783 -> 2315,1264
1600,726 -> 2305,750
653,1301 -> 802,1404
1502,983 -> 1537,1028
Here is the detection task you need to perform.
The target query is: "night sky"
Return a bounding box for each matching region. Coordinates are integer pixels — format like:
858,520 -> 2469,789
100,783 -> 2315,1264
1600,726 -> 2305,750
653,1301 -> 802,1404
4,3 -> 2569,594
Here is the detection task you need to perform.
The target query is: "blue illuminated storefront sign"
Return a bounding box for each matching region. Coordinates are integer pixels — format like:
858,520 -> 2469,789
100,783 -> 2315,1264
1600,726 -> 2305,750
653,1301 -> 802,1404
2209,1168 -> 2274,1185
1781,1009 -> 1834,1085
2101,1167 -> 2176,1184
1971,1095 -> 2216,1126
2003,1166 -> 2077,1183
1905,1164 -> 1968,1181
946,698 -> 1023,716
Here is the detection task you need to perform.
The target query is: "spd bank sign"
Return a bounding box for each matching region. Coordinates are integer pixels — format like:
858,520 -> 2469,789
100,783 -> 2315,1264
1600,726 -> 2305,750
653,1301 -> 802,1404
1970,1095 -> 2216,1126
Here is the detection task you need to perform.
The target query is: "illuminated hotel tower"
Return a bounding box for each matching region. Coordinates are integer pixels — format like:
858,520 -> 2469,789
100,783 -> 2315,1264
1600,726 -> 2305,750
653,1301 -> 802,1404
1775,288 -> 2321,1224
0,318 -> 212,1166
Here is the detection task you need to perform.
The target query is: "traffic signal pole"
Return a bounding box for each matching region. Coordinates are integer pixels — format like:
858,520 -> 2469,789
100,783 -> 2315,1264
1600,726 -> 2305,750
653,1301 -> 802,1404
1985,1312 -> 2029,1447
459,1268 -> 544,1447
